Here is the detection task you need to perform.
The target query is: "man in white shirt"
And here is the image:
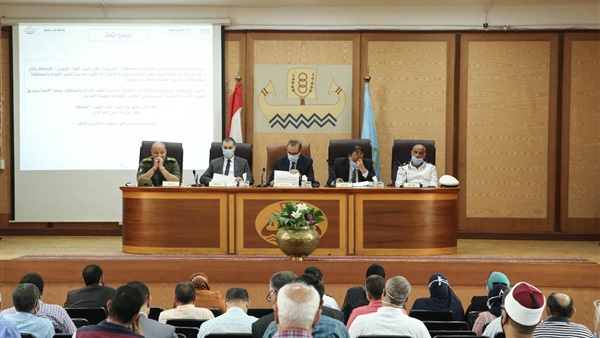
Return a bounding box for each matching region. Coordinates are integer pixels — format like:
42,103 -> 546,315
197,287 -> 258,338
158,282 -> 214,324
395,144 -> 438,187
348,276 -> 430,338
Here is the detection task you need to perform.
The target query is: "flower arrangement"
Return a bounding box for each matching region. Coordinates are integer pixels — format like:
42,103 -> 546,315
268,201 -> 325,229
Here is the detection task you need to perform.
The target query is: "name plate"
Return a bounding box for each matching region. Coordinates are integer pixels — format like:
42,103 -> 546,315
336,182 -> 353,188
402,182 -> 421,188
275,182 -> 294,188
209,181 -> 226,187
162,181 -> 179,187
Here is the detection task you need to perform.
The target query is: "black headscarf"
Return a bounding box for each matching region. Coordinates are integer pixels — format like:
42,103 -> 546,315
411,273 -> 465,321
487,283 -> 509,317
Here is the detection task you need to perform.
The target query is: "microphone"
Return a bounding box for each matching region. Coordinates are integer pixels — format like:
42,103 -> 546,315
191,170 -> 200,187
326,160 -> 337,187
395,160 -> 408,186
257,168 -> 268,187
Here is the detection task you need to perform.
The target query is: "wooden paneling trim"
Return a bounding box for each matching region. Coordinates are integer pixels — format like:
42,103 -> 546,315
459,33 -> 560,233
458,230 -> 600,241
0,217 -> 121,236
561,32 -> 600,234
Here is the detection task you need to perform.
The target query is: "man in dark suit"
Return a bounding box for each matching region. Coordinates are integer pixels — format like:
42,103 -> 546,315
327,145 -> 375,187
268,139 -> 315,186
64,264 -> 116,308
126,281 -> 177,338
200,137 -> 254,186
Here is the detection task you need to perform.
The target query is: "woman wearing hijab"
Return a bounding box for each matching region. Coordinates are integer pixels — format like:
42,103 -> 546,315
471,283 -> 509,335
190,272 -> 226,314
411,273 -> 465,321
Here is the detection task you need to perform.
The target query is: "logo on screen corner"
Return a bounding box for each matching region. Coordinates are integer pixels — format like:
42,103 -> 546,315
24,26 -> 36,34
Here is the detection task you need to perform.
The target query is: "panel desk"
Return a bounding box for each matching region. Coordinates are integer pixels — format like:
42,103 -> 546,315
121,187 -> 459,255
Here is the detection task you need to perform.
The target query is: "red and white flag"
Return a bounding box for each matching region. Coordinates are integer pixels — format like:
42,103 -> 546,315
226,82 -> 243,143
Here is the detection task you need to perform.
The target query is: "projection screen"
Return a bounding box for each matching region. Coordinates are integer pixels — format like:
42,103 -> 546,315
13,22 -> 224,222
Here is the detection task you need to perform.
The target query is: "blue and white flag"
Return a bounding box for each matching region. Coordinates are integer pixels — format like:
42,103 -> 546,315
361,82 -> 380,180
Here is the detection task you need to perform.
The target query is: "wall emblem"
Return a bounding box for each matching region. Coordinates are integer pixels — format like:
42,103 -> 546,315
258,68 -> 346,129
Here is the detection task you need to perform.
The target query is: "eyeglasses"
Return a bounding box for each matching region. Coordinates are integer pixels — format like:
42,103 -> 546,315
266,290 -> 276,302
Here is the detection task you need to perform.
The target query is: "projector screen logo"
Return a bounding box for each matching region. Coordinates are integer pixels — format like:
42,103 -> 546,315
24,26 -> 36,34
258,68 -> 346,129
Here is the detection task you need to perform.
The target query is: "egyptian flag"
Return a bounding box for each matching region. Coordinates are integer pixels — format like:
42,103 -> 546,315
226,82 -> 243,143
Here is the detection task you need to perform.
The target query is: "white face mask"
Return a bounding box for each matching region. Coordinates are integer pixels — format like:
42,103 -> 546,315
223,149 -> 234,159
411,156 -> 424,165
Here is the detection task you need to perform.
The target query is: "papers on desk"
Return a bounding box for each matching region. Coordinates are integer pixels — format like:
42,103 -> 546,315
353,181 -> 374,188
274,170 -> 300,187
211,173 -> 238,187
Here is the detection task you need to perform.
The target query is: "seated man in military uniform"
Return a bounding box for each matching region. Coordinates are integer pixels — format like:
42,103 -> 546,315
137,141 -> 181,186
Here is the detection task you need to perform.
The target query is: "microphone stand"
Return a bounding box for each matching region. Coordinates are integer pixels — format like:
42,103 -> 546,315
258,168 -> 268,187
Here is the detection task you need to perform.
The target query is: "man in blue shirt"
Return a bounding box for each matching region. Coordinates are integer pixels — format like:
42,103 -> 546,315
3,283 -> 54,338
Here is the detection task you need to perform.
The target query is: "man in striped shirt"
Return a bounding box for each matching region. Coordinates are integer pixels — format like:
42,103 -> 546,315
534,292 -> 593,338
1,272 -> 77,334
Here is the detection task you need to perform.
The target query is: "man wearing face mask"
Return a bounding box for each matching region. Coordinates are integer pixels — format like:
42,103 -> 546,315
395,143 -> 438,188
137,141 -> 181,186
200,137 -> 253,186
269,139 -> 315,187
327,146 -> 376,187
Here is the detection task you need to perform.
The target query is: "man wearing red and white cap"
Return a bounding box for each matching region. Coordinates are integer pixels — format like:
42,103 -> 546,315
501,281 -> 546,338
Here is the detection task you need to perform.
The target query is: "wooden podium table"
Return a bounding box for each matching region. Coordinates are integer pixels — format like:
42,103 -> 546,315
121,187 -> 459,255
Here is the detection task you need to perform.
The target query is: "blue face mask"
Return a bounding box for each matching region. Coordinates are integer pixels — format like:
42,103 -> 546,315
411,156 -> 424,165
349,160 -> 358,170
288,154 -> 299,162
223,149 -> 235,159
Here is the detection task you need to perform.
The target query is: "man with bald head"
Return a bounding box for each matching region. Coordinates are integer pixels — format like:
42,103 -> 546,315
395,144 -> 438,187
137,141 -> 181,186
534,292 -> 592,338
272,283 -> 321,338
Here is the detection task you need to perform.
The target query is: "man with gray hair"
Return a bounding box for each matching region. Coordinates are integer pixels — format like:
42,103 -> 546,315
252,271 -> 297,338
273,283 -> 321,338
348,276 -> 430,338
3,283 -> 54,338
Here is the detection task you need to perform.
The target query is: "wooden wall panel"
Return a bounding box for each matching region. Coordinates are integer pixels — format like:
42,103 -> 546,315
247,32 -> 360,182
460,34 -> 558,232
0,29 -> 11,223
362,33 -> 455,184
562,33 -> 600,233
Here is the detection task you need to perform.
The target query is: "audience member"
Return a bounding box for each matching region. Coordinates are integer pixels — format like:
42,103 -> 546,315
137,141 -> 181,186
269,139 -> 315,186
304,266 -> 340,310
411,273 -> 465,321
395,143 -> 438,187
0,315 -> 21,338
465,271 -> 511,316
3,283 -> 54,338
64,264 -> 116,308
272,283 -> 321,338
190,272 -> 226,314
200,137 -> 254,186
263,274 -> 350,338
74,284 -> 145,338
341,264 -> 385,325
1,272 -> 76,334
498,281 -> 545,338
346,275 -> 386,328
197,287 -> 258,338
348,276 -> 429,338
327,145 -> 375,187
158,281 -> 214,324
534,292 -> 592,338
126,281 -> 177,338
252,271 -> 297,338
472,283 -> 509,335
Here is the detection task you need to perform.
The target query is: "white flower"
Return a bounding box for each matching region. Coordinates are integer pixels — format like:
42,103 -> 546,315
291,211 -> 303,219
296,203 -> 309,212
